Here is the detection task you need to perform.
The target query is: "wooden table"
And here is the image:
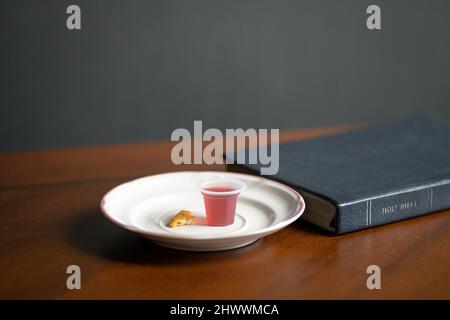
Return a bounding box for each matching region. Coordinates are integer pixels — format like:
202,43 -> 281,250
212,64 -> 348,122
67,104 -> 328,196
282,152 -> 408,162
1,125 -> 449,300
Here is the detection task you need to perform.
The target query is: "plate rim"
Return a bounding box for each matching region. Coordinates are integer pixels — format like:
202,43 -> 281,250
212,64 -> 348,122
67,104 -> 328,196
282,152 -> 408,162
100,171 -> 305,241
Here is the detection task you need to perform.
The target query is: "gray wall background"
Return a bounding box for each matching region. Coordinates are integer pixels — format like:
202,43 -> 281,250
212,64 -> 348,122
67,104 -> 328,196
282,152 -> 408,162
1,0 -> 449,152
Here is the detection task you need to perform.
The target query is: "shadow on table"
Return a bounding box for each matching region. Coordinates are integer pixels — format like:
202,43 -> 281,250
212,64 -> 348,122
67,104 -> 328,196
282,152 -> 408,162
66,208 -> 264,265
67,207 -> 329,266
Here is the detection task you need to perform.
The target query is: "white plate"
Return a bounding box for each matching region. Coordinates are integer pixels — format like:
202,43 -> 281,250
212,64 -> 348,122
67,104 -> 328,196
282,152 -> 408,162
100,171 -> 305,251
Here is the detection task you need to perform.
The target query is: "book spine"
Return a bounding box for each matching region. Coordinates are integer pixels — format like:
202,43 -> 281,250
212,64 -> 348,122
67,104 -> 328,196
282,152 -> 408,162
337,182 -> 450,234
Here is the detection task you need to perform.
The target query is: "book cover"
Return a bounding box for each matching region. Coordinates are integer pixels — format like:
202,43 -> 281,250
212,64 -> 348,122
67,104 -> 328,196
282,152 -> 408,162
229,116 -> 450,234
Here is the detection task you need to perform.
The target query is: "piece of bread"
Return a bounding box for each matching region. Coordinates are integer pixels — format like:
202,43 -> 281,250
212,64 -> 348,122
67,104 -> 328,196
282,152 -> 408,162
168,210 -> 196,227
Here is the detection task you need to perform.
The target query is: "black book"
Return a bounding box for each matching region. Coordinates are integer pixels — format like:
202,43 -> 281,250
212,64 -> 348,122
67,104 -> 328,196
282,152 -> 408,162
229,117 -> 450,234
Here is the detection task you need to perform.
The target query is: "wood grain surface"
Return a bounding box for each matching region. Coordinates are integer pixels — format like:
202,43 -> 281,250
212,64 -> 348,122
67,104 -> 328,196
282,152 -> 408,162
0,125 -> 449,299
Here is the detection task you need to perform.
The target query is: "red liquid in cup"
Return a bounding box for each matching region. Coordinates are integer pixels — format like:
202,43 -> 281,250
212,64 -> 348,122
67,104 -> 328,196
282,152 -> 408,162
201,187 -> 239,226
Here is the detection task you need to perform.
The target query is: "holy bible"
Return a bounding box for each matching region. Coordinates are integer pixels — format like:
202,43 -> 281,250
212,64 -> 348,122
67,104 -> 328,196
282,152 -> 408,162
228,117 -> 450,234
